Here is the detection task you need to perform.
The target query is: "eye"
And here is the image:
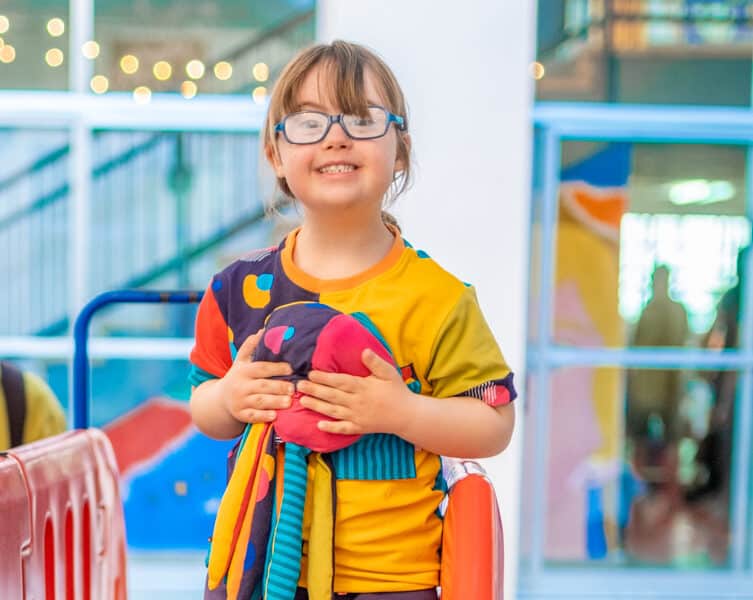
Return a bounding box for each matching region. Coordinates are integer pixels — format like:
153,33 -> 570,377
351,116 -> 375,127
300,119 -> 323,129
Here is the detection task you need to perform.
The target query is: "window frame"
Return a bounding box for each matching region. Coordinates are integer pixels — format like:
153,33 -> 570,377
522,101 -> 753,597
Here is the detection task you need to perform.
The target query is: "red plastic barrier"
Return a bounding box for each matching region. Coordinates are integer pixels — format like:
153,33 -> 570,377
440,467 -> 504,600
1,429 -> 127,600
0,452 -> 32,599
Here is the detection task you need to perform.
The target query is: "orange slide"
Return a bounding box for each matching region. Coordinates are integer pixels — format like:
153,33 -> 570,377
440,459 -> 504,599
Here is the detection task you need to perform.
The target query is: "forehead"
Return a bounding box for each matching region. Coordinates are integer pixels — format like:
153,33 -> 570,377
294,63 -> 387,111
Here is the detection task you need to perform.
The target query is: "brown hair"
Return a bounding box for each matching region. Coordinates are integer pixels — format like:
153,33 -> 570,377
263,40 -> 412,207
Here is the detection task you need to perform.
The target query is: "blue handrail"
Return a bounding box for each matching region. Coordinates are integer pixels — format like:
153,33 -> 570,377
72,289 -> 203,428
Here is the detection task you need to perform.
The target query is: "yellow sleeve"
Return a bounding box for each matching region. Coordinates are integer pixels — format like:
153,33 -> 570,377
425,286 -> 516,405
0,390 -> 8,451
22,371 -> 67,444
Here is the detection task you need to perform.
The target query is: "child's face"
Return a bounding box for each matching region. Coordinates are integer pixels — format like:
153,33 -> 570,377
268,64 -> 405,219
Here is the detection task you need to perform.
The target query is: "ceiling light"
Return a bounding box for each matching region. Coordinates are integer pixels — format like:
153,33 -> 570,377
667,179 -> 735,206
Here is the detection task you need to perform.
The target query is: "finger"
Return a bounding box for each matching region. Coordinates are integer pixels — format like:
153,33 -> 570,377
296,380 -> 349,405
236,408 -> 277,423
317,419 -> 361,435
247,361 -> 293,379
248,378 -> 295,396
308,370 -> 358,391
299,395 -> 348,420
235,330 -> 263,362
247,393 -> 292,410
362,349 -> 398,379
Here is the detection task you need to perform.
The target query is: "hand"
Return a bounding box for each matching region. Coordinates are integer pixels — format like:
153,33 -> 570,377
296,348 -> 413,436
220,330 -> 294,424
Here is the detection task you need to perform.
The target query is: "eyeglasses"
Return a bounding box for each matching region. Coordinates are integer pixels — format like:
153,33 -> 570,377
274,105 -> 406,145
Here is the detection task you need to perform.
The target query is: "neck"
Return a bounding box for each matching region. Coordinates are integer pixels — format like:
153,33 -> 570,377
293,210 -> 395,280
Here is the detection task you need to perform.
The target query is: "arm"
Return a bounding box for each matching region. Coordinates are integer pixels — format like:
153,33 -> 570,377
190,379 -> 246,440
297,348 -> 515,459
395,392 -> 515,458
296,285 -> 516,457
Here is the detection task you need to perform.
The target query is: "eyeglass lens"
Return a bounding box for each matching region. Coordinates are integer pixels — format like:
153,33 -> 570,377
284,107 -> 389,143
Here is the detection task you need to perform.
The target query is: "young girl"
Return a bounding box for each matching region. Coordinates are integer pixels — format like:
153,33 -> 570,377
189,40 -> 516,599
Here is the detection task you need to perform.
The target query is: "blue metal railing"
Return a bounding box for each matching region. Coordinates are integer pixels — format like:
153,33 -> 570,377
524,101 -> 753,596
72,289 -> 203,428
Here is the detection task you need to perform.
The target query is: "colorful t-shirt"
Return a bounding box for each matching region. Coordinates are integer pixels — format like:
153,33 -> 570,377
189,227 -> 516,592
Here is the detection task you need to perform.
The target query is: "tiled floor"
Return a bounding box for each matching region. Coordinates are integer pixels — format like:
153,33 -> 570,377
623,442 -> 730,568
624,488 -> 729,567
128,551 -> 206,600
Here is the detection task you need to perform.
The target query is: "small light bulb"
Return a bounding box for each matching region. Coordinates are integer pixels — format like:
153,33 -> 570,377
82,40 -> 100,59
90,75 -> 109,94
120,54 -> 139,75
252,62 -> 269,82
213,61 -> 232,81
133,86 -> 152,104
47,18 -> 65,37
153,60 -> 172,81
531,61 -> 545,80
45,48 -> 64,67
0,44 -> 16,63
185,59 -> 205,79
181,80 -> 197,99
252,86 -> 267,104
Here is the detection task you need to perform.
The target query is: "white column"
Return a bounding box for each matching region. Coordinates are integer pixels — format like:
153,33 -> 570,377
317,3 -> 536,598
68,0 -> 95,426
69,0 -> 94,93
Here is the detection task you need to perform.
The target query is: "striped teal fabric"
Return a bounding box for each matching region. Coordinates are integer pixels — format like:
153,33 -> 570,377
331,433 -> 416,481
263,442 -> 310,600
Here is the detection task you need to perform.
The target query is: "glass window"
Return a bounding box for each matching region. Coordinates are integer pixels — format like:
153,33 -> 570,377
0,128 -> 70,335
521,366 -> 744,568
527,114 -> 753,596
83,129 -> 277,336
535,0 -> 753,105
90,1 -> 314,99
529,140 -> 750,349
0,2 -> 70,90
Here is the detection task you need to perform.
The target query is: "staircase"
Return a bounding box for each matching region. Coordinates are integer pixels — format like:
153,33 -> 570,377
0,8 -> 313,337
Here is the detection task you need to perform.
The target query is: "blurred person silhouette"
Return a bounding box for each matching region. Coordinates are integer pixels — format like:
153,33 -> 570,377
626,265 -> 689,482
0,360 -> 66,451
687,247 -> 748,503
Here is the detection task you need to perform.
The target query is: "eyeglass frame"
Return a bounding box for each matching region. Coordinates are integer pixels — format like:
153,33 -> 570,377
274,105 -> 406,145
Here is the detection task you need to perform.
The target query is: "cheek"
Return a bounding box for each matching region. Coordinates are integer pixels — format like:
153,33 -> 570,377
278,148 -> 312,179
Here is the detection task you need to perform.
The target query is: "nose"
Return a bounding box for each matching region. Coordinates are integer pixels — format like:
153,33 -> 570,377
322,116 -> 351,149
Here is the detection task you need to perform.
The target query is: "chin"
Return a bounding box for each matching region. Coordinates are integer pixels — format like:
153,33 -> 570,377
305,194 -> 366,212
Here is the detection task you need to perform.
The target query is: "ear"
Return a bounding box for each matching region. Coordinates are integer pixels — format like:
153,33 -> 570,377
394,132 -> 411,173
265,143 -> 285,178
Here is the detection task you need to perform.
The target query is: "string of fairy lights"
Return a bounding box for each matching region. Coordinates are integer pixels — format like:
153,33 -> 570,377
0,14 -> 270,103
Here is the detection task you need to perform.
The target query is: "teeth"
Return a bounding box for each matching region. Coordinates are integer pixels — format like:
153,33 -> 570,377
319,164 -> 355,174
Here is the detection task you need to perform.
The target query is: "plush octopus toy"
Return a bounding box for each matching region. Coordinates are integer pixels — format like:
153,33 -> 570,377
206,302 -> 398,600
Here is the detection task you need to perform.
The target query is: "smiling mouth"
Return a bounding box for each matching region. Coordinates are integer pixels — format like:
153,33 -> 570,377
318,164 -> 356,174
